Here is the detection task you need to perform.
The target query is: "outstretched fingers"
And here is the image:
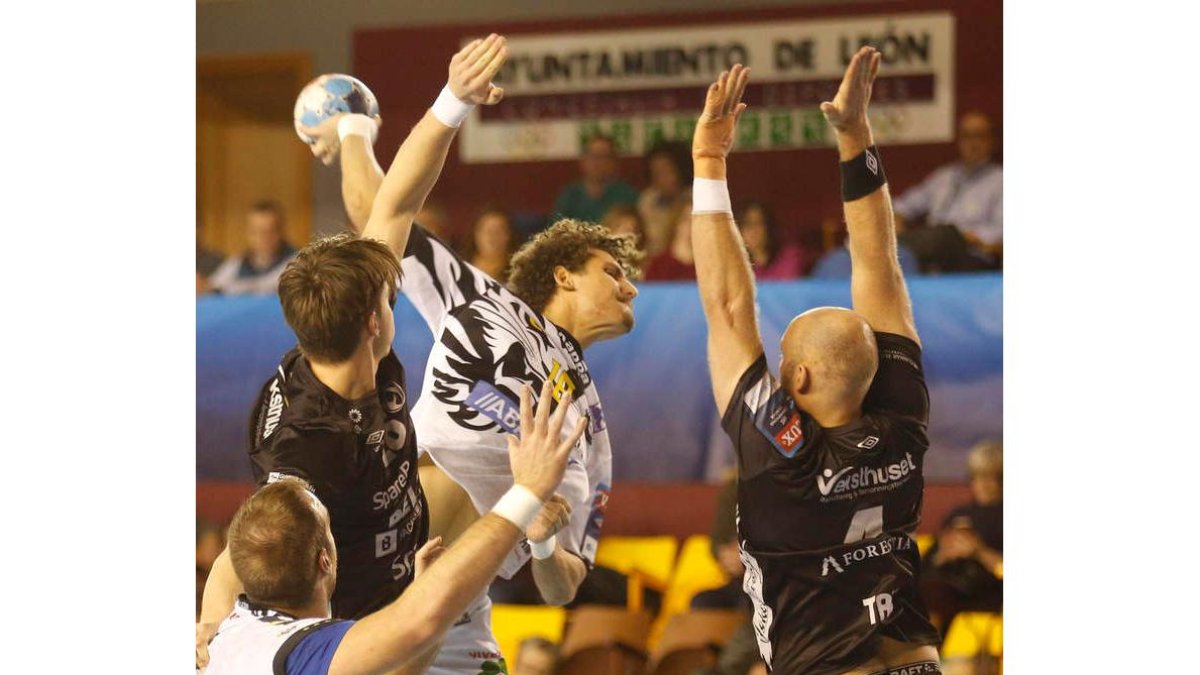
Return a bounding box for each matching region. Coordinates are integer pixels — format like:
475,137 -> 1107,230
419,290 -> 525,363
558,417 -> 588,461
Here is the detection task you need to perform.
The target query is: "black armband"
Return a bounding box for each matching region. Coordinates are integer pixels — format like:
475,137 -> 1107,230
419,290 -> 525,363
840,145 -> 887,202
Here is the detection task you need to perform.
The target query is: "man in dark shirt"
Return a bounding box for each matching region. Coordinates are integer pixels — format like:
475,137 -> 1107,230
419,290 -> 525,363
920,441 -> 1003,636
205,382 -> 586,674
690,51 -> 941,674
197,34 -> 511,670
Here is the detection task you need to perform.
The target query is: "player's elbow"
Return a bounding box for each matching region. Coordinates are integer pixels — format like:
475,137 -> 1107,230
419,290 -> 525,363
540,586 -> 577,607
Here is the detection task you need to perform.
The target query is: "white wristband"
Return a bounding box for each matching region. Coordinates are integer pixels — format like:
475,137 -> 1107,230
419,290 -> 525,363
692,178 -> 733,215
491,485 -> 543,531
530,536 -> 557,560
431,85 -> 474,128
337,114 -> 377,144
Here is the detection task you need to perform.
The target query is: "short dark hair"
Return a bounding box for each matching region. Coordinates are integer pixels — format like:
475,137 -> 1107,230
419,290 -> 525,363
278,233 -> 402,363
645,140 -> 693,185
249,199 -> 287,227
227,477 -> 331,610
508,219 -> 643,313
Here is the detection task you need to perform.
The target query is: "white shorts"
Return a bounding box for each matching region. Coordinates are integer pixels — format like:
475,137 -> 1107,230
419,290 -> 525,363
425,592 -> 506,675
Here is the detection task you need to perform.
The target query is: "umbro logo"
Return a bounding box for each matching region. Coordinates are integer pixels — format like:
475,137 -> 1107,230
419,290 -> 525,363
865,149 -> 879,175
857,436 -> 879,449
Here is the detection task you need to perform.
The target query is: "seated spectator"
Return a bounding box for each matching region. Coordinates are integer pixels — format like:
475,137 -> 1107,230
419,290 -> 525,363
206,199 -> 297,295
417,201 -> 453,243
737,202 -> 811,280
553,133 -> 638,223
691,473 -> 763,675
196,217 -> 224,295
637,141 -> 692,257
810,214 -> 919,278
643,205 -> 696,281
513,637 -> 559,675
463,207 -> 519,283
893,111 -> 1003,271
920,440 -> 1003,639
602,204 -> 648,260
692,472 -> 746,611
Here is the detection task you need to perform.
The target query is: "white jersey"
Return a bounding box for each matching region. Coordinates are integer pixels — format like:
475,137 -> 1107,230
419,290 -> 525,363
400,226 -> 613,579
205,596 -> 350,675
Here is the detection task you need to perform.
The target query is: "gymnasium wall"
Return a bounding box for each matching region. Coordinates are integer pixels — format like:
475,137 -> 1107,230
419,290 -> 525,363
351,0 -> 1001,243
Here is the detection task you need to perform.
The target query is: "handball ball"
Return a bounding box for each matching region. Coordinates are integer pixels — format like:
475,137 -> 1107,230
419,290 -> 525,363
293,74 -> 380,144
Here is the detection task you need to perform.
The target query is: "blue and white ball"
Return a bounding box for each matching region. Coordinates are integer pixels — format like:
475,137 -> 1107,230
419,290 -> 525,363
293,74 -> 380,144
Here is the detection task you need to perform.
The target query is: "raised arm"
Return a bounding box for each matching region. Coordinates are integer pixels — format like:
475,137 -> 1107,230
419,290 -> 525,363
302,35 -> 508,255
329,382 -> 587,675
690,64 -> 764,417
820,47 -> 919,344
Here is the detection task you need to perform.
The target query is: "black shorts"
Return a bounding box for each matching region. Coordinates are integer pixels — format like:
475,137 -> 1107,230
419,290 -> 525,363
866,661 -> 942,675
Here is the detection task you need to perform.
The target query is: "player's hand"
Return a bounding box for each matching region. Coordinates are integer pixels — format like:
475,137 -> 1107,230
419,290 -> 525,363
506,380 -> 588,501
299,113 -> 382,166
448,33 -> 507,106
195,621 -> 219,669
527,494 -> 573,544
414,536 -> 446,577
820,46 -> 881,134
692,63 -> 750,161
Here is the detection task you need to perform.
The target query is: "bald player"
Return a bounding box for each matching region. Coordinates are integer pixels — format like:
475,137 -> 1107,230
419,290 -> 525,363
689,51 -> 941,674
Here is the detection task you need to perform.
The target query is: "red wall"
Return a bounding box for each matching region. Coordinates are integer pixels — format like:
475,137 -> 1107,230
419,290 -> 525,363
353,0 -> 1001,243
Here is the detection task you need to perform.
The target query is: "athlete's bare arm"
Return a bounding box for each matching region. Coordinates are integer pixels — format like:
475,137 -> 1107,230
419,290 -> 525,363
303,34 -> 508,254
195,547 -> 241,667
329,382 -> 586,675
820,47 -> 920,345
690,64 -> 764,417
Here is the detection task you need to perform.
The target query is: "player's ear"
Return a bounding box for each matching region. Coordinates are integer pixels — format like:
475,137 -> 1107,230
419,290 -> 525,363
367,308 -> 381,337
553,265 -> 576,292
792,363 -> 811,395
317,548 -> 334,575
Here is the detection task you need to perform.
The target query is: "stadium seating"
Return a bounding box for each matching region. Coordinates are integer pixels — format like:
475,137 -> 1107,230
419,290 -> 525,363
557,605 -> 654,675
490,604 -> 567,667
941,611 -> 1003,671
647,608 -> 745,675
595,536 -> 679,612
649,535 -> 730,646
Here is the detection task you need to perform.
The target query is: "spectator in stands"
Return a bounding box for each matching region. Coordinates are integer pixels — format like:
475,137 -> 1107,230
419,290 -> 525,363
893,111 -> 1003,271
206,199 -> 298,295
691,473 -> 765,675
513,636 -> 559,675
553,133 -> 638,223
463,206 -> 519,283
919,440 -> 1004,639
692,472 -> 745,610
418,201 -> 453,243
602,204 -> 648,260
196,217 -> 224,294
810,214 -> 920,278
638,141 -> 692,257
643,205 -> 696,281
737,202 -> 810,280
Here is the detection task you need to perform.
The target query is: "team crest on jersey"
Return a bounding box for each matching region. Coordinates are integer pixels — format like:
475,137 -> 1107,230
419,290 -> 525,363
756,390 -> 805,457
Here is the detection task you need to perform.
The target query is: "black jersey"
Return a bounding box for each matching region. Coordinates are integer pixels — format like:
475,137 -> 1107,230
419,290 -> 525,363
247,348 -> 428,620
722,332 -> 939,674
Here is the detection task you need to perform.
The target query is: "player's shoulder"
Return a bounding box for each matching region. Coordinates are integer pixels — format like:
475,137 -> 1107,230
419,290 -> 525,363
873,331 -> 923,366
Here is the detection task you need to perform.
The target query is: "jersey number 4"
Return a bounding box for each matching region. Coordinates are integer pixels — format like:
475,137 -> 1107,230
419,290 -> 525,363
843,506 -> 884,544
